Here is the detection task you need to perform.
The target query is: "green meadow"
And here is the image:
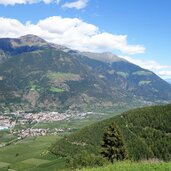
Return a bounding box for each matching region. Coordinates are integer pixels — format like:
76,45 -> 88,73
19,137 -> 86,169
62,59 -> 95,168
79,161 -> 171,171
0,135 -> 66,171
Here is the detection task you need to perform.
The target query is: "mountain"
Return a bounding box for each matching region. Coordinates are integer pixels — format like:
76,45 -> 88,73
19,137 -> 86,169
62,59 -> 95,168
0,34 -> 171,112
51,104 -> 171,162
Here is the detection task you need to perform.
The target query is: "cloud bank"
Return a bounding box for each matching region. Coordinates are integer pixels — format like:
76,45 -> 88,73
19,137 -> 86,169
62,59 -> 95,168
0,16 -> 145,55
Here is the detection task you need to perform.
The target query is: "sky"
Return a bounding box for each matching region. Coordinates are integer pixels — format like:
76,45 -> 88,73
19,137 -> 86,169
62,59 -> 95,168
0,0 -> 171,80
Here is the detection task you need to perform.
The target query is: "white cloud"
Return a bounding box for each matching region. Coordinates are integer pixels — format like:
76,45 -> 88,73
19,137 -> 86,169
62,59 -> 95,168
120,55 -> 171,79
0,0 -> 54,5
0,17 -> 25,37
89,33 -> 145,54
0,0 -> 87,7
62,0 -> 88,9
0,0 -> 88,7
0,16 -> 145,55
157,71 -> 171,79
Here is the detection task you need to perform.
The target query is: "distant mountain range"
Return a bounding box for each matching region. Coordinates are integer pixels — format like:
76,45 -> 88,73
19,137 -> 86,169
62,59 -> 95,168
0,34 -> 171,112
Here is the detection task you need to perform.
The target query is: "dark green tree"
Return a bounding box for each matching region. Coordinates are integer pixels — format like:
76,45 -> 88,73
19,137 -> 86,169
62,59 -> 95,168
101,122 -> 127,163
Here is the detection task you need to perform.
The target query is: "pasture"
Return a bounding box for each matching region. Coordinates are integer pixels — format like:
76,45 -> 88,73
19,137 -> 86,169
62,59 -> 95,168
0,135 -> 66,171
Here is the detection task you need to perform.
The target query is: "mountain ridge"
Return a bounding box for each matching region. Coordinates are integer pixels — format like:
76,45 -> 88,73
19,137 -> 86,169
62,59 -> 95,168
0,35 -> 171,112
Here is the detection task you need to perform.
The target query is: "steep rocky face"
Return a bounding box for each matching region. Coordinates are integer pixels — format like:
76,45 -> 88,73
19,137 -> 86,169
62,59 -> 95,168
0,35 -> 171,112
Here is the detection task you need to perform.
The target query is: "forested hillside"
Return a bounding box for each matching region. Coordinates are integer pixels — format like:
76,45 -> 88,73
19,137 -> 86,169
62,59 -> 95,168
51,104 -> 171,165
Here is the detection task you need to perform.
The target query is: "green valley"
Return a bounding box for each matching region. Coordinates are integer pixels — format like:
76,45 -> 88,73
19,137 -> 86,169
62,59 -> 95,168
0,35 -> 171,171
0,104 -> 171,171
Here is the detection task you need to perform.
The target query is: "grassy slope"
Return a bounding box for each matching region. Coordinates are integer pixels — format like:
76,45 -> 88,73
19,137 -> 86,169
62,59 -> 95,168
51,104 -> 171,161
79,161 -> 171,171
1,136 -> 171,171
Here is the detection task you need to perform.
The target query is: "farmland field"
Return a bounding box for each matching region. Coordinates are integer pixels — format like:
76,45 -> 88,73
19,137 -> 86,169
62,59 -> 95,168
0,135 -> 66,171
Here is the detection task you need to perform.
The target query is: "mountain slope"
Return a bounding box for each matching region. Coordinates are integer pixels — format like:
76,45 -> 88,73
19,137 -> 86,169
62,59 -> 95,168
51,104 -> 171,161
0,35 -> 171,112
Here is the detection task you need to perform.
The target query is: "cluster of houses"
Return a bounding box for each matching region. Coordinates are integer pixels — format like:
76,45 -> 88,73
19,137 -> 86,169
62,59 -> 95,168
16,128 -> 65,138
0,110 -> 95,140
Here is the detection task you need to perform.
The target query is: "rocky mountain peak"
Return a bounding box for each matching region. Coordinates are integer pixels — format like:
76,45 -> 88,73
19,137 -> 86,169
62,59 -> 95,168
19,34 -> 47,44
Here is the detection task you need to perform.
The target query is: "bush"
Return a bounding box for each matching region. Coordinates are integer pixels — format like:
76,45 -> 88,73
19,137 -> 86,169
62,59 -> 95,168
67,150 -> 108,169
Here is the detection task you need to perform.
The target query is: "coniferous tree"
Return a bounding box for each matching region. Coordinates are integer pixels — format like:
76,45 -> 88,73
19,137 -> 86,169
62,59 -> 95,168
101,122 -> 127,163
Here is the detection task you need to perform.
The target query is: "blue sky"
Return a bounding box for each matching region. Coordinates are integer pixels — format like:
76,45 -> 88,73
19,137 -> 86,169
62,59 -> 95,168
0,0 -> 171,79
